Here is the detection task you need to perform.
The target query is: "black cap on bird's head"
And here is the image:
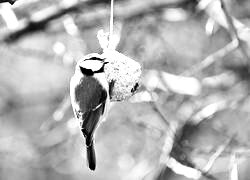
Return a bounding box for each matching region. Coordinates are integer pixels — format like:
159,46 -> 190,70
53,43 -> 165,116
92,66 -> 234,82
76,53 -> 108,76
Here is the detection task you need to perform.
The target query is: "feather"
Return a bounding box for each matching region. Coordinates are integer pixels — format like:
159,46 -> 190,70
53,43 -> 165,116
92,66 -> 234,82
81,103 -> 105,171
86,141 -> 96,170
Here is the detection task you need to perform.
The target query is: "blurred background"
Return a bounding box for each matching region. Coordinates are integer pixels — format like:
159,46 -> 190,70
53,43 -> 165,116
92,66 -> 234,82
1,0 -> 250,179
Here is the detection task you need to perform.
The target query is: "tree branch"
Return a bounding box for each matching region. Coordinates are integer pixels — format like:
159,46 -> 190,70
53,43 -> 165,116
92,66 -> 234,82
202,136 -> 233,174
0,0 -> 17,5
219,0 -> 250,64
2,0 -> 93,42
181,40 -> 238,76
2,0 -> 190,42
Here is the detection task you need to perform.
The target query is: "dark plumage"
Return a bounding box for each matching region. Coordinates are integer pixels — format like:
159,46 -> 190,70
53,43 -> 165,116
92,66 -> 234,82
70,54 -> 109,170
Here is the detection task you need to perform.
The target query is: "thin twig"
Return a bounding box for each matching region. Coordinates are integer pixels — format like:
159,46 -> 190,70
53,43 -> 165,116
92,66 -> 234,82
150,100 -> 171,129
165,157 -> 218,180
202,136 -> 233,173
188,146 -> 250,158
2,0 -> 189,42
182,40 -> 238,76
166,157 -> 202,179
183,0 -> 250,76
220,0 -> 250,63
0,0 -> 17,5
229,153 -> 238,180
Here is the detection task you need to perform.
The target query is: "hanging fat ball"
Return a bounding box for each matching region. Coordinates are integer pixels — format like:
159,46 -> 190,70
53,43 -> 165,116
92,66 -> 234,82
102,49 -> 142,101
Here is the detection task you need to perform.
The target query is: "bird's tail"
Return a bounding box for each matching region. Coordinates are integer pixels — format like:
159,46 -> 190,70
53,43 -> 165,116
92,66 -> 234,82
86,140 -> 96,170
81,104 -> 105,170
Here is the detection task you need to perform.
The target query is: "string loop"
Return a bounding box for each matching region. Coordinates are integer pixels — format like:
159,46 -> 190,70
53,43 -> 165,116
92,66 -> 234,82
108,0 -> 114,49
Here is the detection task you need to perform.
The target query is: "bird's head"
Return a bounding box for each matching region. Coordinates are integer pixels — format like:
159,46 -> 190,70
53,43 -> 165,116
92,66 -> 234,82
76,53 -> 108,76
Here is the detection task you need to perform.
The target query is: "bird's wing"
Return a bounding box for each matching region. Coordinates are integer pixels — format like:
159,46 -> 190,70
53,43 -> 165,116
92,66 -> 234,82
70,74 -> 107,132
71,75 -> 107,114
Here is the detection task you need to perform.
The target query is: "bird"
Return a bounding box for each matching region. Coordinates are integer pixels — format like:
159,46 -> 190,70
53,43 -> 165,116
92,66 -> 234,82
70,53 -> 110,170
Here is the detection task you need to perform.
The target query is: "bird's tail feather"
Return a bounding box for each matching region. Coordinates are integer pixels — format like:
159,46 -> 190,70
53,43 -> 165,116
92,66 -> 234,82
86,141 -> 96,170
81,104 -> 105,170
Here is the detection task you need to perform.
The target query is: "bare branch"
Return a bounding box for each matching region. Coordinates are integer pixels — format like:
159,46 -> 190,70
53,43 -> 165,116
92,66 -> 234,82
219,0 -> 250,63
0,0 -> 17,5
2,0 -> 190,42
202,136 -> 233,174
229,153 -> 238,180
182,40 -> 238,76
164,157 -> 218,180
150,101 -> 171,129
2,0 -> 93,42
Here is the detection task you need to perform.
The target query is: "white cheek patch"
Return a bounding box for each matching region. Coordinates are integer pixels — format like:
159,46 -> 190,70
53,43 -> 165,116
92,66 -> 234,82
80,60 -> 104,72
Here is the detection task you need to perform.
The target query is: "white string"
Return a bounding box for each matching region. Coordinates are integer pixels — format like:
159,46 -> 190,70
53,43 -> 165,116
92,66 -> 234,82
108,0 -> 114,49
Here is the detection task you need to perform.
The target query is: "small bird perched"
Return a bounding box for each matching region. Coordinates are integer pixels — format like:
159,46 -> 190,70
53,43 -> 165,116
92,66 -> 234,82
70,53 -> 110,171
